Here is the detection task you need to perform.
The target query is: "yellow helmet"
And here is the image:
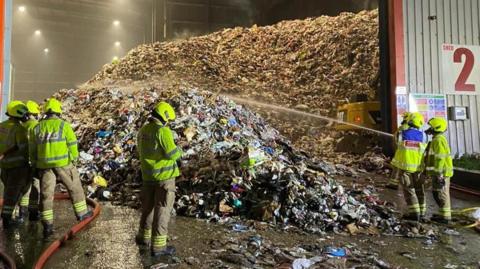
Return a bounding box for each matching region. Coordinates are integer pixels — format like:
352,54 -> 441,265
409,112 -> 424,128
43,98 -> 63,114
153,102 -> 176,122
402,112 -> 412,121
6,101 -> 28,118
428,117 -> 448,133
26,100 -> 41,115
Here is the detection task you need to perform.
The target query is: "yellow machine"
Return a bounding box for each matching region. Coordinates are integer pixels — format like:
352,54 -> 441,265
336,101 -> 382,131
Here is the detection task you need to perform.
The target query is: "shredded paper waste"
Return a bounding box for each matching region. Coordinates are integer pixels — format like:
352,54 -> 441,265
86,10 -> 384,168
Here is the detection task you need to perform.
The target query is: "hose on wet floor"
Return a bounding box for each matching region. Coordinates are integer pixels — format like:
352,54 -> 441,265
1,195 -> 100,269
452,207 -> 480,229
33,194 -> 101,269
451,183 -> 480,197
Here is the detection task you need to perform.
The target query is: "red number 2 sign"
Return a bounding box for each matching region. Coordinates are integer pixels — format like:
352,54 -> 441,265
454,48 -> 476,92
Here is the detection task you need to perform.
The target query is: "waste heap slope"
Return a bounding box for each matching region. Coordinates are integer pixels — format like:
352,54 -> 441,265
90,10 -> 379,116
55,84 -> 399,234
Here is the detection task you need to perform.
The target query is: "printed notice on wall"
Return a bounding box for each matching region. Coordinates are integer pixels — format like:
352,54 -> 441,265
396,94 -> 408,126
408,93 -> 447,124
442,44 -> 480,95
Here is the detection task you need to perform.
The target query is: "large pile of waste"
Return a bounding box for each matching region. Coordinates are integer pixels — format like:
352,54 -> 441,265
55,84 -> 398,233
90,10 -> 379,117
87,10 -> 384,168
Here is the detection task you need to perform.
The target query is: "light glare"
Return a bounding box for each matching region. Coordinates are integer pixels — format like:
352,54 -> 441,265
113,20 -> 120,26
44,48 -> 49,53
18,6 -> 26,12
115,41 -> 121,47
35,30 -> 41,36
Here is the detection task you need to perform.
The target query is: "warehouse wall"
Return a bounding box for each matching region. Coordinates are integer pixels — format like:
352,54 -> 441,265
157,0 -> 378,40
158,0 -> 253,40
12,0 -> 150,101
403,0 -> 480,155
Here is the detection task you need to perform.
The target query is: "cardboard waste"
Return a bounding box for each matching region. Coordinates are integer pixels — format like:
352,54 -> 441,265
55,85 -> 400,234
85,10 -> 384,168
90,10 -> 379,117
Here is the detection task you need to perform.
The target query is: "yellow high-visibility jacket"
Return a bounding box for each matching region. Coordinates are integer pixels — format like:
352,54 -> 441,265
0,118 -> 29,169
30,117 -> 78,169
391,128 -> 427,173
425,134 -> 453,177
137,119 -> 182,181
23,118 -> 38,132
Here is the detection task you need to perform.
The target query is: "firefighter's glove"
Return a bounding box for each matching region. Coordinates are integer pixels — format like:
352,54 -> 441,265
437,176 -> 446,188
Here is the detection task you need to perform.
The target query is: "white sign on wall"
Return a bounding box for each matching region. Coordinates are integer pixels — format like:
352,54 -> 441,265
442,44 -> 480,95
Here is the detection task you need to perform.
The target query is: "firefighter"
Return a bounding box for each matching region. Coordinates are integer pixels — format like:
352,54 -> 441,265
136,102 -> 182,257
425,117 -> 453,224
391,112 -> 427,221
387,112 -> 412,189
0,101 -> 29,229
18,100 -> 41,222
29,98 -> 92,237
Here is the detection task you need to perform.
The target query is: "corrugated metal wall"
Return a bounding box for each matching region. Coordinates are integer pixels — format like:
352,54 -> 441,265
403,0 -> 480,155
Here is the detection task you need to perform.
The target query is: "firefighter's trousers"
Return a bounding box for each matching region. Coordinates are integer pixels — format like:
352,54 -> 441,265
138,179 -> 175,252
432,176 -> 451,220
38,164 -> 88,225
20,167 -> 40,213
388,167 -> 401,187
400,171 -> 426,217
1,166 -> 29,220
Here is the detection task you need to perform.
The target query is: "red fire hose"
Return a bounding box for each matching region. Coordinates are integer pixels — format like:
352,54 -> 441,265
451,184 -> 480,197
0,194 -> 100,269
33,193 -> 101,269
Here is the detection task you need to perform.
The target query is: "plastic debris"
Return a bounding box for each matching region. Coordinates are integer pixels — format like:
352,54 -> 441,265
208,234 -> 391,269
472,209 -> 480,220
324,247 -> 347,257
443,229 -> 460,236
292,257 -> 322,269
232,224 -> 249,232
54,85 -> 401,233
93,176 -> 108,187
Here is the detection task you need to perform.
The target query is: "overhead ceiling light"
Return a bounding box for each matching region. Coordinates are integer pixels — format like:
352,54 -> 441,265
34,30 -> 41,35
114,41 -> 121,47
18,6 -> 26,12
44,48 -> 49,53
113,20 -> 120,26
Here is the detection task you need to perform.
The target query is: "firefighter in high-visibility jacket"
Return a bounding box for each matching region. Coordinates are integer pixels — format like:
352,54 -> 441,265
0,101 -> 29,229
29,98 -> 92,237
387,112 -> 412,189
137,102 -> 182,257
391,112 -> 427,221
425,117 -> 453,224
18,100 -> 41,222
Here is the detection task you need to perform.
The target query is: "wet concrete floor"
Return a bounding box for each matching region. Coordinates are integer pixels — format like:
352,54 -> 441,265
1,175 -> 480,269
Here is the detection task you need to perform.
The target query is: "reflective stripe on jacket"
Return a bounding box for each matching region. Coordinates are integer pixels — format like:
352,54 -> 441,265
391,128 -> 427,172
425,134 -> 453,177
0,119 -> 29,169
138,120 -> 182,182
30,117 -> 79,169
